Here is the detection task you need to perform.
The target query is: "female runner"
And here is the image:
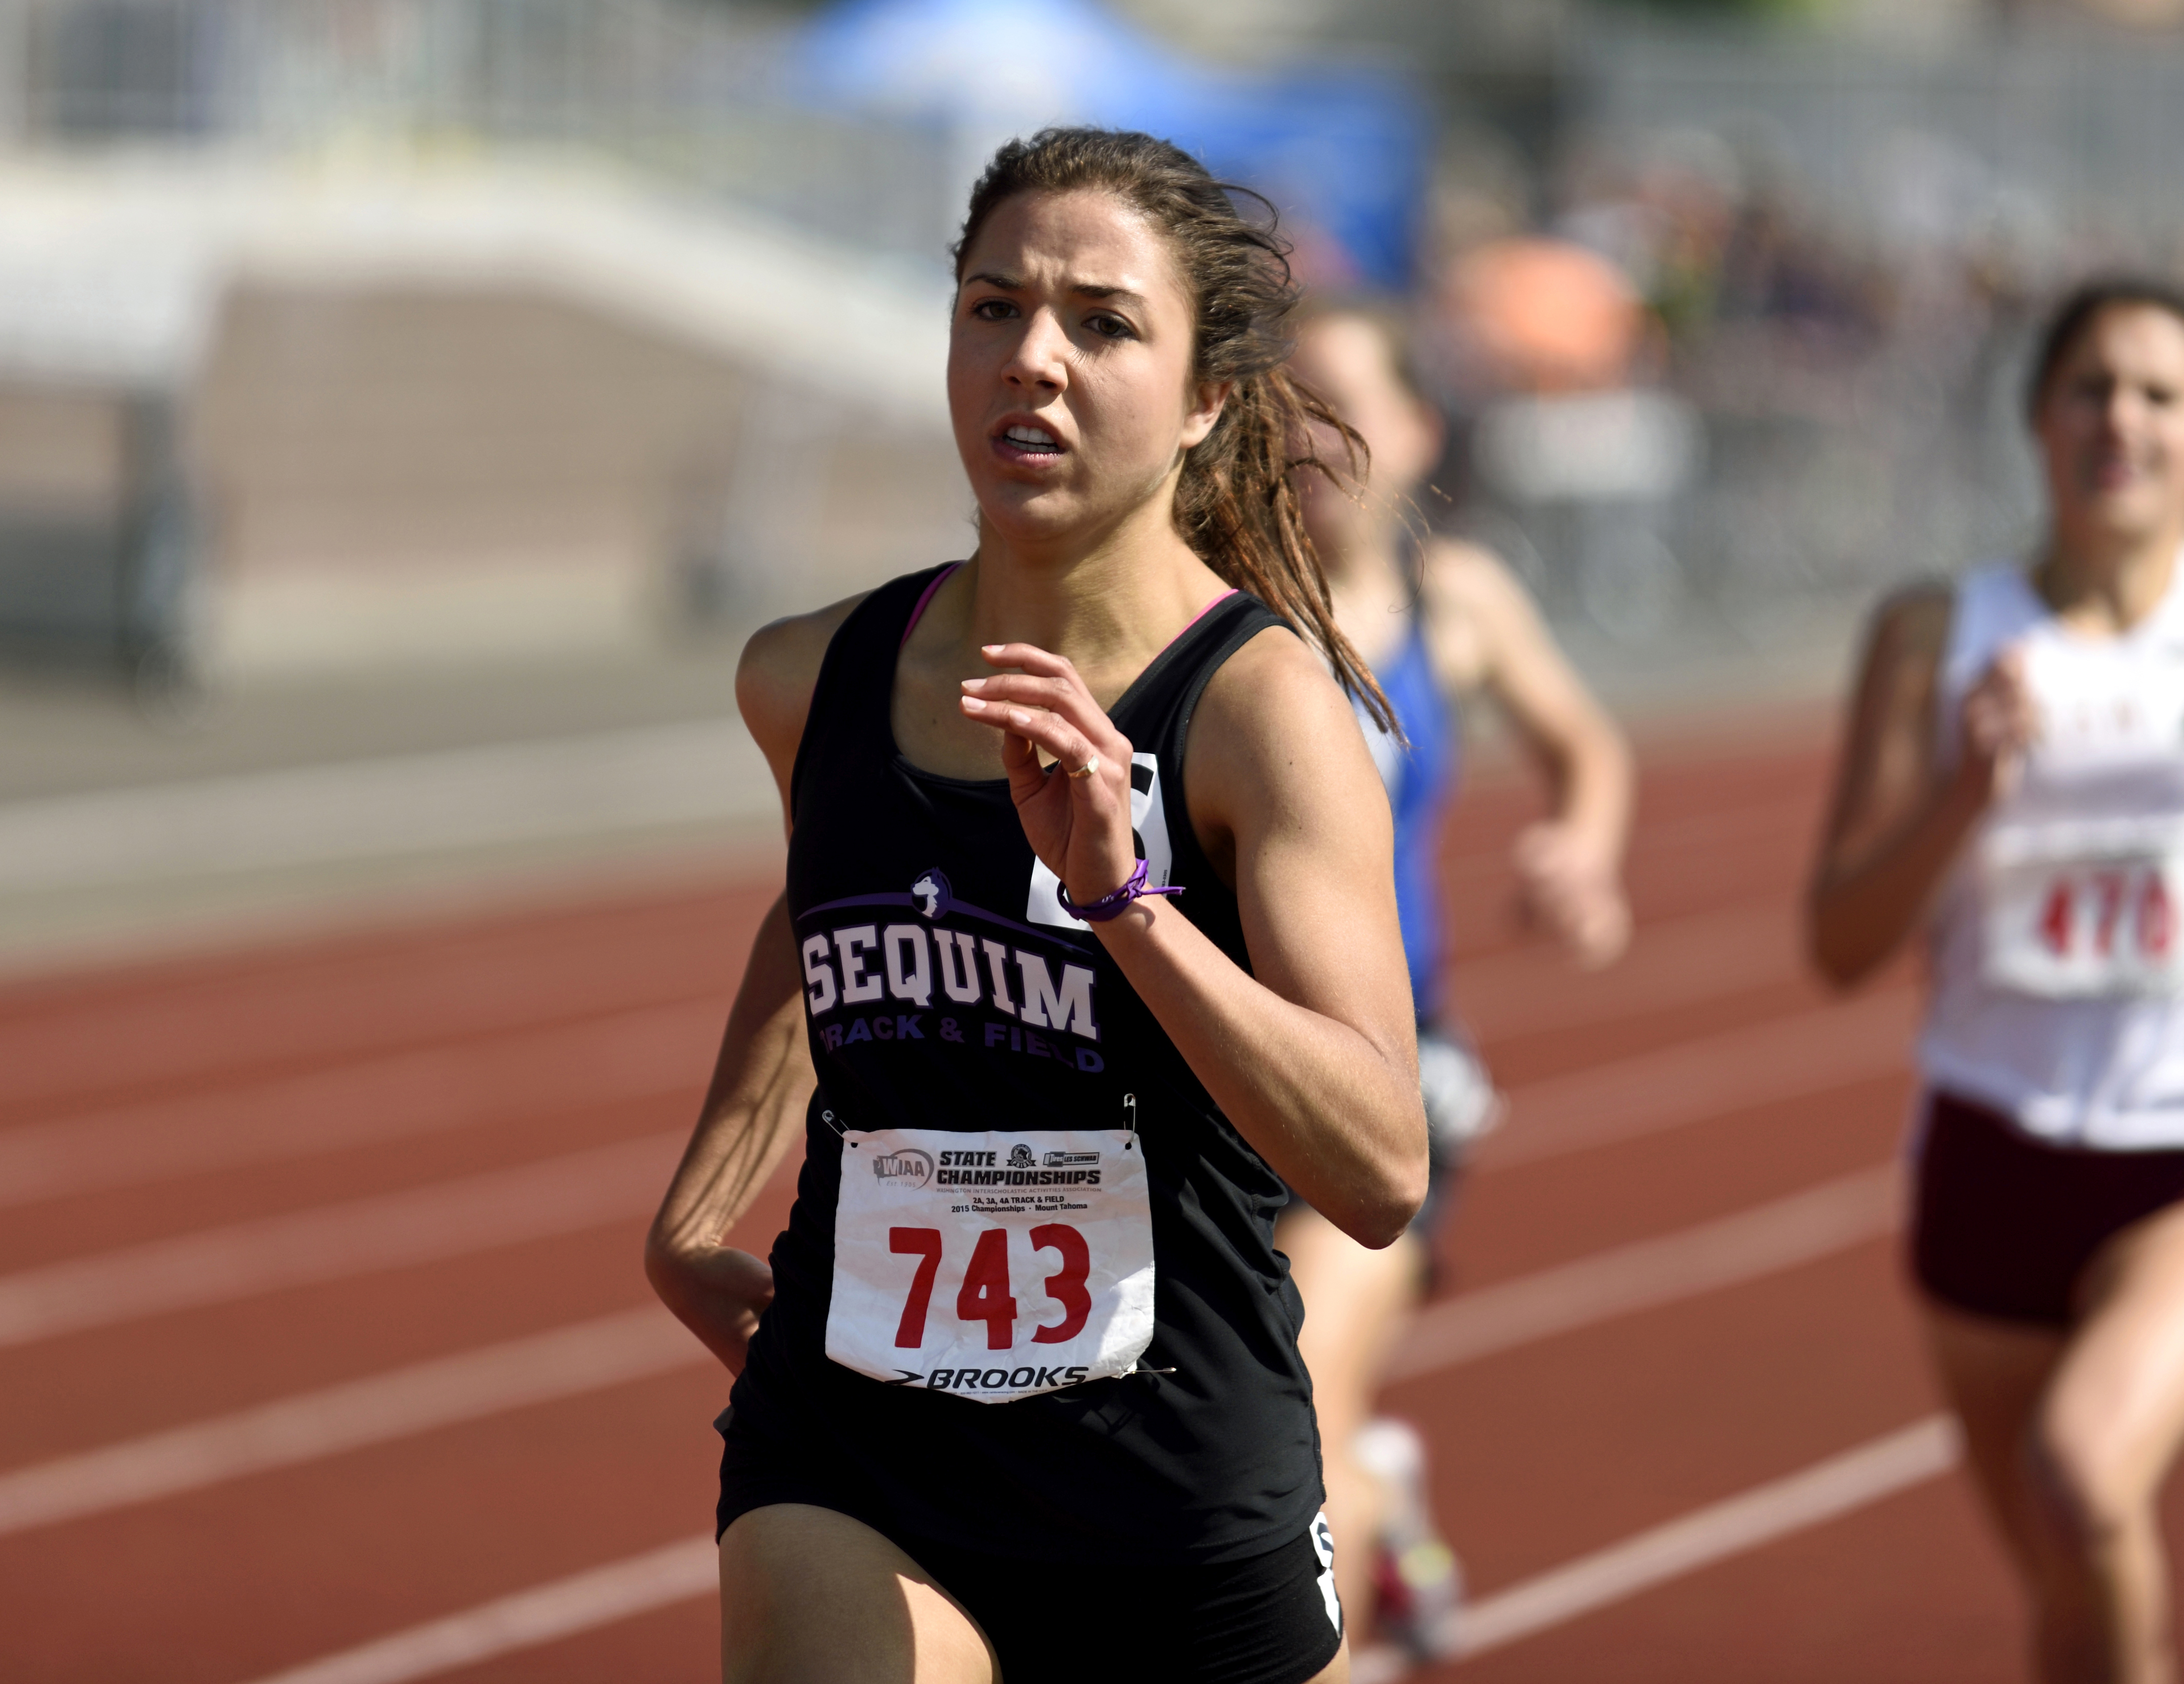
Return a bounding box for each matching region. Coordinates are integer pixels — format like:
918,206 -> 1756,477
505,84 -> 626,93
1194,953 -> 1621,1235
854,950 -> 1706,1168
1279,304 -> 1634,1649
646,128 -> 1428,1684
1810,278 -> 2184,1684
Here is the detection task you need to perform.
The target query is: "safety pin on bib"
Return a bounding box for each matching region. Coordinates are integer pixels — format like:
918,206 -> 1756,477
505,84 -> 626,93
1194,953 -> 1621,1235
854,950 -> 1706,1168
1123,1093 -> 1137,1152
821,1109 -> 853,1146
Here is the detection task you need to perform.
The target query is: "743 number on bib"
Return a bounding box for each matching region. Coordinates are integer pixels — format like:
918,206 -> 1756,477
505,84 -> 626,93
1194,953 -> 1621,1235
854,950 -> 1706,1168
887,1223 -> 1092,1351
826,1123 -> 1155,1402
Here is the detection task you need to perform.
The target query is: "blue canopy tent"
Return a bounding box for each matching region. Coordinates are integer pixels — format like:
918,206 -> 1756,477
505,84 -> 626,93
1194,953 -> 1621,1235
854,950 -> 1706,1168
787,0 -> 1432,290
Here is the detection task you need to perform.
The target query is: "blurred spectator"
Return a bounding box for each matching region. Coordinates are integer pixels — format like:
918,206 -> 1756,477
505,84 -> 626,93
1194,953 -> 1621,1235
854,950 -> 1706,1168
1439,236 -> 1650,393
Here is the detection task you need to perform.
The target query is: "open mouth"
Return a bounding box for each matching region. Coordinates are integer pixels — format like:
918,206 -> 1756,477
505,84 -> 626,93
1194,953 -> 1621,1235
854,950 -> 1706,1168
995,422 -> 1066,464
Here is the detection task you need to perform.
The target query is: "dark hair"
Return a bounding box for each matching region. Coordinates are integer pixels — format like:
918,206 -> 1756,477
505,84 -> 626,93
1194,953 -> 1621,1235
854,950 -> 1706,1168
2026,275 -> 2184,419
953,127 -> 1393,731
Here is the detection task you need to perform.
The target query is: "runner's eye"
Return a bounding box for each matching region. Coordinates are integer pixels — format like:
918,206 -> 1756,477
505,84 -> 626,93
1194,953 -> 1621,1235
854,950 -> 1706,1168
969,298 -> 1017,323
1086,313 -> 1134,341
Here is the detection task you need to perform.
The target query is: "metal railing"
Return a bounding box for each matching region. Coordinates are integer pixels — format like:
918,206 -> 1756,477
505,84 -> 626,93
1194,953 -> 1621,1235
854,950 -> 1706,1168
0,0 -> 2161,656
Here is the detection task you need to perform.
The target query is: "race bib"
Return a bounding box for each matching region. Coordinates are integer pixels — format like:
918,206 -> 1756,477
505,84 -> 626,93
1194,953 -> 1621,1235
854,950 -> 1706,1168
826,1126 -> 1156,1403
1981,831 -> 2184,998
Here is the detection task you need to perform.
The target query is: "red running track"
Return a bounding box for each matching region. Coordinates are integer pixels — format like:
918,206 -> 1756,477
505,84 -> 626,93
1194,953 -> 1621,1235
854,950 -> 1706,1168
3,714 -> 2170,1681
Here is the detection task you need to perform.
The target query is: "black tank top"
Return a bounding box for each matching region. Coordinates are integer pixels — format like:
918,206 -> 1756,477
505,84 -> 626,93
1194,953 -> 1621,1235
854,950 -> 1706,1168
728,564 -> 1322,1566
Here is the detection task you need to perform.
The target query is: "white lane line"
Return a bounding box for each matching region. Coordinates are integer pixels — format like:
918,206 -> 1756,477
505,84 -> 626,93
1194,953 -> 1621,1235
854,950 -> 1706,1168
0,719 -> 768,895
1438,795 -> 1807,894
1460,1415 -> 1959,1655
0,1166 -> 1889,1539
0,898 -> 1782,1214
1351,1416 -> 1961,1680
0,912 -> 1856,1215
0,1131 -> 679,1350
234,1534 -> 719,1684
0,1307 -> 701,1536
0,1001 -> 716,1211
1480,988 -> 1917,1171
1383,1165 -> 1901,1383
1457,899 -> 1794,1043
235,1417 -> 1958,1684
1628,796 -> 1817,862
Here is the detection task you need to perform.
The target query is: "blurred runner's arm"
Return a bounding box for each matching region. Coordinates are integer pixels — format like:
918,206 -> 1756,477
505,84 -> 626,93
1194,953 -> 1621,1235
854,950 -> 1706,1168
1426,538 -> 1635,966
643,596 -> 860,1373
1807,586 -> 2031,987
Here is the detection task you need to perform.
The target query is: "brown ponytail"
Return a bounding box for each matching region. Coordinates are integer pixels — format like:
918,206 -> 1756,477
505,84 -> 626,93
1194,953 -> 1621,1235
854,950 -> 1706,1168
953,126 -> 1396,733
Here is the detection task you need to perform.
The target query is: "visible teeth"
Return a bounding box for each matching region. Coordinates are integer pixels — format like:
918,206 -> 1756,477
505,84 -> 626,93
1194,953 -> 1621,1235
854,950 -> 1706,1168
1005,426 -> 1058,448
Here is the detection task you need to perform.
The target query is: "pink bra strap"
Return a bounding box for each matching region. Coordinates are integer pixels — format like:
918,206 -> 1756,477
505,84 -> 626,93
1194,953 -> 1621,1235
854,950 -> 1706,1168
1164,587 -> 1238,654
900,561 -> 965,648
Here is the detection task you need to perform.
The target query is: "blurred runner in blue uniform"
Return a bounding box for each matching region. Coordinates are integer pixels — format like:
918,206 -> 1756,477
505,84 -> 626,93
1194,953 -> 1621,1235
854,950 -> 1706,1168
1282,304 -> 1636,1657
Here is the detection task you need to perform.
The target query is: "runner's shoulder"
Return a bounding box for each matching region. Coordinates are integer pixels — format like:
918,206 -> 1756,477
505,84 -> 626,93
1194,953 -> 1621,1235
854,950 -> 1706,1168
1858,579 -> 1955,688
1420,533 -> 1527,617
1189,622 -> 1386,824
1416,535 -> 1553,696
736,591 -> 869,766
1196,619 -> 1354,741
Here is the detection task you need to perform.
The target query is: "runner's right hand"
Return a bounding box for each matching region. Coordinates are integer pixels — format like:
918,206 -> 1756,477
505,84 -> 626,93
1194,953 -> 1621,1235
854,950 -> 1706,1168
1512,819 -> 1632,968
1957,647 -> 2037,806
961,642 -> 1139,907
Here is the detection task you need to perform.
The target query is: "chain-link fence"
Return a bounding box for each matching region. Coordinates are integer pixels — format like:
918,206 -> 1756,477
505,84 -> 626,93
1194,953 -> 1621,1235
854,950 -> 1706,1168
0,0 -> 957,253
1482,16 -> 2178,648
1,0 -> 2174,668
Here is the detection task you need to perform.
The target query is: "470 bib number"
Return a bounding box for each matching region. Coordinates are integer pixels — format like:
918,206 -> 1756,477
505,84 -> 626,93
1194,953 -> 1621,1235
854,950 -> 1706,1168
825,1125 -> 1156,1403
1982,839 -> 2184,998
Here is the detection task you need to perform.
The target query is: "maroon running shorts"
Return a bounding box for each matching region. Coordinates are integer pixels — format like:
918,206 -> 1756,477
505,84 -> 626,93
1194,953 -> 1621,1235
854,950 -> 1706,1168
1912,1089 -> 2184,1326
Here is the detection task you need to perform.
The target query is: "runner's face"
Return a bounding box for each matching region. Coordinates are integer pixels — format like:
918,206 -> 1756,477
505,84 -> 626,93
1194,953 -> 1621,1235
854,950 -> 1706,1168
1289,315 -> 1442,564
2036,304 -> 2184,545
950,190 -> 1225,548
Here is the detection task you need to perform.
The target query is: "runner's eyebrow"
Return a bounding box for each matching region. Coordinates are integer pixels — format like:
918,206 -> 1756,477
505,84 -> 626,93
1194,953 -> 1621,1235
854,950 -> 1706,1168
962,271 -> 1147,309
1072,284 -> 1147,307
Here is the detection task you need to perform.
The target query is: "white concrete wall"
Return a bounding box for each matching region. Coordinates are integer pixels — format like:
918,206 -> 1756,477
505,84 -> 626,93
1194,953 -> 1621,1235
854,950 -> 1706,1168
0,153 -> 973,676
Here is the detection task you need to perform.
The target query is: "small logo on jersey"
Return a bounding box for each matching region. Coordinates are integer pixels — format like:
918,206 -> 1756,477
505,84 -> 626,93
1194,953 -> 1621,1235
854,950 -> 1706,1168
1006,1144 -> 1037,1170
872,1149 -> 934,1188
911,868 -> 952,921
1043,1150 -> 1099,1167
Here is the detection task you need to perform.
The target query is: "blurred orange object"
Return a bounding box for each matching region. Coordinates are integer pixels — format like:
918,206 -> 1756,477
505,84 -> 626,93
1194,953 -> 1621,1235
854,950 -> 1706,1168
1442,237 -> 1644,393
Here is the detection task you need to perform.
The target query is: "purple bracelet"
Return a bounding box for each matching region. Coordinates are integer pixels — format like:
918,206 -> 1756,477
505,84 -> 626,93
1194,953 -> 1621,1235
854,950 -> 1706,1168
1056,858 -> 1184,923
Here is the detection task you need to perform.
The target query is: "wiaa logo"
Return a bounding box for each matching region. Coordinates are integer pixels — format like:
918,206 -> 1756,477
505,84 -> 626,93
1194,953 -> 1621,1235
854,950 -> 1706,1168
872,1148 -> 934,1188
1006,1144 -> 1036,1170
911,868 -> 953,921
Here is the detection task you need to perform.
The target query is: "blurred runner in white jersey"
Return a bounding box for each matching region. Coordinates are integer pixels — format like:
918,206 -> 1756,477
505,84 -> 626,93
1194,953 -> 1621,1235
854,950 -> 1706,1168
1812,277 -> 2184,1684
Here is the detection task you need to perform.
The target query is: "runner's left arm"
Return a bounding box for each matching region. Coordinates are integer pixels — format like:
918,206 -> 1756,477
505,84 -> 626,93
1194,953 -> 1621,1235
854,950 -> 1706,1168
961,629 -> 1427,1248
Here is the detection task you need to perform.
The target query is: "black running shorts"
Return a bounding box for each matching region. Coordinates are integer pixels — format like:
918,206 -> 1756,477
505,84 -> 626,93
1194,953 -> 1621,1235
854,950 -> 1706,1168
1912,1089 -> 2184,1326
715,1411 -> 1344,1684
890,1522 -> 1341,1684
